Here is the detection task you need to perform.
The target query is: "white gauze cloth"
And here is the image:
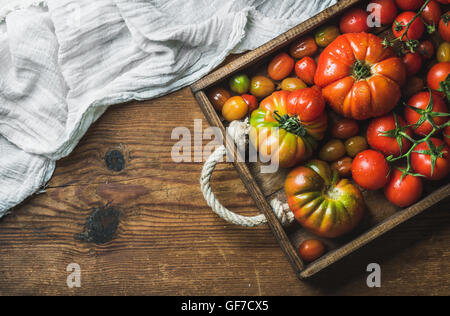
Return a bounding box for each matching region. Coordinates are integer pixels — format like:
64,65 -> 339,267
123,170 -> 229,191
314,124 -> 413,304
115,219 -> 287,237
0,0 -> 337,217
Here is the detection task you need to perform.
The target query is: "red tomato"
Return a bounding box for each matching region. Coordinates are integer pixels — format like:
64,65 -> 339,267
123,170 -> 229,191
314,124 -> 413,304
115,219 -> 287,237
405,91 -> 448,136
444,126 -> 450,147
421,1 -> 442,25
241,94 -> 258,113
384,168 -> 423,207
298,239 -> 326,262
368,0 -> 398,25
294,57 -> 317,86
340,8 -> 370,33
268,52 -> 295,81
439,13 -> 450,42
418,40 -> 435,59
331,118 -> 360,139
411,138 -> 450,180
352,149 -> 390,190
286,87 -> 325,122
427,62 -> 450,91
402,52 -> 423,76
367,113 -> 413,157
436,0 -> 449,4
393,11 -> 425,41
395,0 -> 425,10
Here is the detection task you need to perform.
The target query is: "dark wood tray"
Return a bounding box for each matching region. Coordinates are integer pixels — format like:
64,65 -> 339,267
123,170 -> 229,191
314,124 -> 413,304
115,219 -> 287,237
191,0 -> 450,279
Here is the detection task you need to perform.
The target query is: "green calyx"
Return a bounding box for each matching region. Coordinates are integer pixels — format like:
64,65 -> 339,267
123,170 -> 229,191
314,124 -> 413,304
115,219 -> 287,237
352,60 -> 372,81
272,111 -> 307,137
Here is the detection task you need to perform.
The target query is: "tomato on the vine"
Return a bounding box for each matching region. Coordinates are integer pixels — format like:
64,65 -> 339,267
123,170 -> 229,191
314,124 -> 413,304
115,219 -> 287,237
411,138 -> 450,180
405,91 -> 448,136
394,0 -> 425,10
402,52 -> 423,76
384,168 -> 423,207
393,11 -> 425,41
439,13 -> 450,42
421,1 -> 442,26
352,149 -> 390,190
268,52 -> 295,81
294,57 -> 317,86
367,113 -> 413,157
427,62 -> 450,92
340,8 -> 370,33
368,0 -> 398,25
418,40 -> 435,59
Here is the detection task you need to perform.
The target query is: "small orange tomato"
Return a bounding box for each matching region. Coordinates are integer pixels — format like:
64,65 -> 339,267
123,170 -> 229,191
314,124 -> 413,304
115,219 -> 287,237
289,36 -> 318,59
331,156 -> 353,177
280,77 -> 307,92
222,96 -> 248,122
250,76 -> 275,98
295,57 -> 317,86
207,87 -> 231,111
268,52 -> 294,81
299,239 -> 326,262
241,94 -> 258,113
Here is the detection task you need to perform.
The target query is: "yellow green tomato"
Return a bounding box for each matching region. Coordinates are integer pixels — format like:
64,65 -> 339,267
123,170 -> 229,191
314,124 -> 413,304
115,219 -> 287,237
437,42 -> 450,63
315,25 -> 340,48
229,74 -> 250,94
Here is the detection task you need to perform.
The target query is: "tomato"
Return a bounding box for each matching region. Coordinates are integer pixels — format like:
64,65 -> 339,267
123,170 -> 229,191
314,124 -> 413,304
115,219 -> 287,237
384,168 -> 423,207
403,76 -> 424,98
331,156 -> 353,177
315,33 -> 406,120
315,25 -> 340,48
207,87 -> 231,111
222,96 -> 248,122
286,87 -> 325,122
249,91 -> 327,168
280,77 -> 307,92
250,76 -> 275,98
436,0 -> 449,4
294,57 -> 317,86
367,113 -> 413,157
418,40 -> 435,59
319,139 -> 346,162
393,12 -> 425,41
268,52 -> 295,81
367,0 -> 398,25
421,1 -> 442,26
229,74 -> 250,94
285,160 -> 365,238
427,62 -> 450,91
340,8 -> 370,33
331,118 -> 359,139
345,136 -> 369,157
394,0 -> 425,10
443,125 -> 450,146
241,94 -> 258,113
439,13 -> 450,42
411,138 -> 450,180
352,149 -> 390,190
405,91 -> 448,136
298,239 -> 326,262
402,52 -> 423,76
437,42 -> 450,62
289,36 -> 318,59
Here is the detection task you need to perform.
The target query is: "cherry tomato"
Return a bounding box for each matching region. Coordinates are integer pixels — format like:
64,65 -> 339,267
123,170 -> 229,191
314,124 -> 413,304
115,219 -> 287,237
437,42 -> 450,62
315,25 -> 340,48
241,94 -> 258,113
421,1 -> 442,26
352,149 -> 390,190
229,74 -> 250,94
250,76 -> 275,99
331,156 -> 353,177
298,239 -> 326,262
403,52 -> 423,76
222,96 -> 248,122
207,87 -> 231,111
403,76 -> 424,98
411,138 -> 450,180
367,113 -> 413,157
319,139 -> 346,162
280,77 -> 307,92
268,52 -> 295,81
294,57 -> 317,86
405,91 -> 448,136
289,36 -> 318,59
345,136 -> 369,157
384,168 -> 423,207
394,0 -> 425,10
367,0 -> 398,25
427,62 -> 450,91
340,8 -> 370,33
418,40 -> 435,59
439,13 -> 450,42
286,87 -> 325,121
443,125 -> 450,147
331,118 -> 359,139
393,11 -> 425,41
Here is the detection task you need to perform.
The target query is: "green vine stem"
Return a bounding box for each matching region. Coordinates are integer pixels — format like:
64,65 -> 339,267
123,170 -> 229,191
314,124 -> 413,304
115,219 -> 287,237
272,111 -> 307,137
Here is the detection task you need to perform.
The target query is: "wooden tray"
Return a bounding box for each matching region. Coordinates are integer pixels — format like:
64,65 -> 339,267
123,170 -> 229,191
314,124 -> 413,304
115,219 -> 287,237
191,0 -> 450,279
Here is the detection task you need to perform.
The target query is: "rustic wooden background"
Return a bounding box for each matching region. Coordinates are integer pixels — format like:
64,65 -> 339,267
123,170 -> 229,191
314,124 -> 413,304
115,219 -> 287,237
0,87 -> 448,295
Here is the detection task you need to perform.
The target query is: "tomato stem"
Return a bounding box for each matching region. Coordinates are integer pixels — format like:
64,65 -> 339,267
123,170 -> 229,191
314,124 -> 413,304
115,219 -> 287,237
272,111 -> 307,137
352,60 -> 372,81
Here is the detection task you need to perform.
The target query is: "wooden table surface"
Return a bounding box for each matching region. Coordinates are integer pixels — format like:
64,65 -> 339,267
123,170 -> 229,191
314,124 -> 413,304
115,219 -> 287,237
0,87 -> 449,296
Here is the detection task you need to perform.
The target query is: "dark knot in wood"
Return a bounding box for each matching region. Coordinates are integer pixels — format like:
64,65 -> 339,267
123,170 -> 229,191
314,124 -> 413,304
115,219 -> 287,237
75,206 -> 120,244
105,150 -> 125,172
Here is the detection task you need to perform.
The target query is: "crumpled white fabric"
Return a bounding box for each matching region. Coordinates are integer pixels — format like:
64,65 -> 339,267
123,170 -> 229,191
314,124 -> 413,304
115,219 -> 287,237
0,0 -> 337,217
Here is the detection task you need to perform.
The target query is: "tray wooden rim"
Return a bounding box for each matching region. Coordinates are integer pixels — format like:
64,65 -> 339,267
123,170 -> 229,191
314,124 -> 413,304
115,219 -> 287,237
191,0 -> 450,279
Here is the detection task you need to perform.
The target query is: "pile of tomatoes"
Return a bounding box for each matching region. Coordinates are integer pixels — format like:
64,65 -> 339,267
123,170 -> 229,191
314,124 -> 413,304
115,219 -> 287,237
207,0 -> 450,263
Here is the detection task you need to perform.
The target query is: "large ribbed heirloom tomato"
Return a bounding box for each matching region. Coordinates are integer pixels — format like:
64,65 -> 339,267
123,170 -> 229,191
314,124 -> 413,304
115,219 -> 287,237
250,90 -> 327,168
285,160 -> 365,238
314,32 -> 406,120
